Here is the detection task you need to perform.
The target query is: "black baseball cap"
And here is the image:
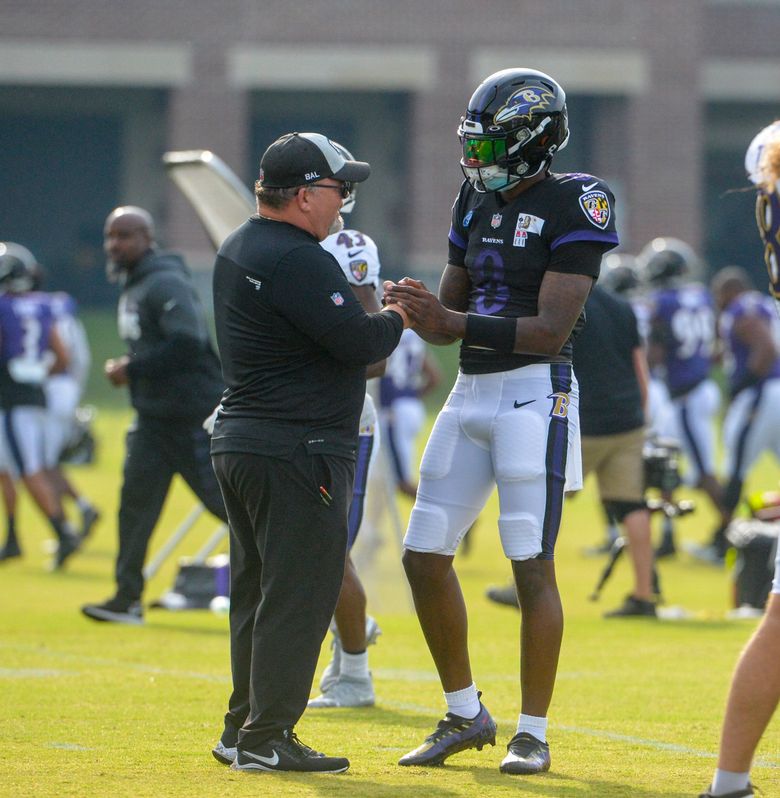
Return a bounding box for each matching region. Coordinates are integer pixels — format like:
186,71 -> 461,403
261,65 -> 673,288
259,132 -> 371,188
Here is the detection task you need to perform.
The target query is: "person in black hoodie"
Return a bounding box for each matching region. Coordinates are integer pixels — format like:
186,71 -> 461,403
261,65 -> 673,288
82,206 -> 227,625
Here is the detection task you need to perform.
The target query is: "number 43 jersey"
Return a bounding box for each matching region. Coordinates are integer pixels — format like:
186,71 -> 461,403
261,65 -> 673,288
448,173 -> 618,374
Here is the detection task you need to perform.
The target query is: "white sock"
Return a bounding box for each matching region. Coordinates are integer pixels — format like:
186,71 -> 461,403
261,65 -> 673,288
340,650 -> 369,680
517,713 -> 547,743
444,683 -> 480,719
711,769 -> 750,795
77,497 -> 91,512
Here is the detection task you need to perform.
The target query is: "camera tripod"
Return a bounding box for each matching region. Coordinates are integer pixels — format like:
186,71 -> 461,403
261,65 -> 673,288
589,497 -> 695,602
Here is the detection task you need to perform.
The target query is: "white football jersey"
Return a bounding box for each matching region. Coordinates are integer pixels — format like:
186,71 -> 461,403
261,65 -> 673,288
320,228 -> 381,288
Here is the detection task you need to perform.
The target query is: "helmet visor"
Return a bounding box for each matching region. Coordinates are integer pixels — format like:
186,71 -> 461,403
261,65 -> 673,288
461,137 -> 507,168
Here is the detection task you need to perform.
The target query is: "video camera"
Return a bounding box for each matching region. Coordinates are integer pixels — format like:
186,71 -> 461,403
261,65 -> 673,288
642,438 -> 695,519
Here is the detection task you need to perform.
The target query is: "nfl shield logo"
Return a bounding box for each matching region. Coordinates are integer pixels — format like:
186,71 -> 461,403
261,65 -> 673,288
491,213 -> 503,229
330,292 -> 345,306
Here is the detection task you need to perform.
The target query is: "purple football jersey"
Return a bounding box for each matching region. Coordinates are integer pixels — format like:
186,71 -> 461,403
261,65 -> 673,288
719,290 -> 780,394
0,291 -> 56,407
649,283 -> 716,396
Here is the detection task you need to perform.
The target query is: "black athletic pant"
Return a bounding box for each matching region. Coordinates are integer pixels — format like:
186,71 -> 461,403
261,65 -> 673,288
212,446 -> 353,750
115,416 -> 227,603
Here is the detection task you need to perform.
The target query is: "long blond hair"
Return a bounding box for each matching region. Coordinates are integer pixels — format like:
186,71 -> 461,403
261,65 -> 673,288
760,135 -> 780,189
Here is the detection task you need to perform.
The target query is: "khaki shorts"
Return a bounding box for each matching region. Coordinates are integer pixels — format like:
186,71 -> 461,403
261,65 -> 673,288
581,426 -> 645,503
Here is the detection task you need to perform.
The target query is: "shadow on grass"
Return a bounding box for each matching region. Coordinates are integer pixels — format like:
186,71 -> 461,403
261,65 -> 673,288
229,764 -> 695,798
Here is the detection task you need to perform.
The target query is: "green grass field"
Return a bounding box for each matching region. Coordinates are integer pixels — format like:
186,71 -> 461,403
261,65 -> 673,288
2,325 -> 780,797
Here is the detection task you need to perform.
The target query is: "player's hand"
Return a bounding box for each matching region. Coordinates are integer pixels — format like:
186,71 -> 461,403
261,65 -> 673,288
104,355 -> 130,386
383,280 -> 458,336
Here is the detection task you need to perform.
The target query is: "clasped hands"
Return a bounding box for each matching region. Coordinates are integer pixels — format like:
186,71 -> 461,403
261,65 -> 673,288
382,277 -> 453,336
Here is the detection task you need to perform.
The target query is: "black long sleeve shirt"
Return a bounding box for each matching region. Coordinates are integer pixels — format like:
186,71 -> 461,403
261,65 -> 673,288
211,216 -> 403,460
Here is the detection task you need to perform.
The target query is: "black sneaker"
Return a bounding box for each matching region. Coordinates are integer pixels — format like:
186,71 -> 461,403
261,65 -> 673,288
80,506 -> 100,540
398,698 -> 497,766
698,785 -> 754,798
604,595 -> 657,618
654,535 -> 677,559
485,583 -> 519,609
52,533 -> 81,570
0,539 -> 22,562
499,732 -> 551,775
231,729 -> 349,773
81,596 -> 144,625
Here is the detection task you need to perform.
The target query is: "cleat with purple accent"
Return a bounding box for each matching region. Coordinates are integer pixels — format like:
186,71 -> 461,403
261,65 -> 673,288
398,700 -> 496,766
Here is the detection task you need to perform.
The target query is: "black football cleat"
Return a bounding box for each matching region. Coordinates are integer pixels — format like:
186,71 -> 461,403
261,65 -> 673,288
0,539 -> 22,562
604,595 -> 657,618
231,729 -> 348,773
52,533 -> 81,570
81,596 -> 144,625
398,700 -> 496,766
499,731 -> 551,775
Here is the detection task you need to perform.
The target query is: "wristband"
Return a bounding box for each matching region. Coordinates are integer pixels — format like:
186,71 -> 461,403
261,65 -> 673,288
464,313 -> 516,352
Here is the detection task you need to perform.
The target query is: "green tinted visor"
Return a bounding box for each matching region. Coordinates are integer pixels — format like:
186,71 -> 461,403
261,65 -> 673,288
461,137 -> 507,167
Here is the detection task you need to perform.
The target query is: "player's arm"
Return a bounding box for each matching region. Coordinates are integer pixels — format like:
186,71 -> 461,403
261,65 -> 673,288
352,283 -> 387,378
418,350 -> 442,397
646,318 -> 668,371
385,269 -> 592,356
632,346 -> 650,415
47,325 -> 70,375
735,314 -> 778,381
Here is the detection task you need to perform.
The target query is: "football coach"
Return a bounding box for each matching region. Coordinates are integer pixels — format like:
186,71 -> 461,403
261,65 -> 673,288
209,132 -> 409,774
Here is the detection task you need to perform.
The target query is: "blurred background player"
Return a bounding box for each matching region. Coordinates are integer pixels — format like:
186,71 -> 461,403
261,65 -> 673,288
712,266 -> 780,553
640,237 -> 723,559
307,143 -> 385,709
575,282 -> 657,617
0,242 -> 81,569
82,207 -> 227,625
697,120 -> 780,798
35,269 -> 100,540
377,329 -> 441,499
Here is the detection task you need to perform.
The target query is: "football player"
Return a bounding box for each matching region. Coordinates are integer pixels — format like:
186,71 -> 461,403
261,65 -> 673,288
32,268 -> 100,541
377,329 -> 441,499
82,207 -> 227,625
384,67 -> 618,776
639,238 -> 723,559
0,243 -> 80,569
306,144 -> 385,710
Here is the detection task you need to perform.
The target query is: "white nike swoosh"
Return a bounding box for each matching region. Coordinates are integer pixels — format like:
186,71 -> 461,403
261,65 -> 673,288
581,181 -> 599,192
242,749 -> 280,766
162,299 -> 178,311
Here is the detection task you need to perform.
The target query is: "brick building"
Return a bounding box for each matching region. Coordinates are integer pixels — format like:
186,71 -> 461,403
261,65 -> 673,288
1,0 -> 778,301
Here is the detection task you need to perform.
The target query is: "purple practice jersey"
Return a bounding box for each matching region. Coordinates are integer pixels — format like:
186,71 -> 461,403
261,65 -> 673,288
0,291 -> 56,409
448,172 -> 618,374
756,183 -> 780,313
648,283 -> 716,397
719,290 -> 780,395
